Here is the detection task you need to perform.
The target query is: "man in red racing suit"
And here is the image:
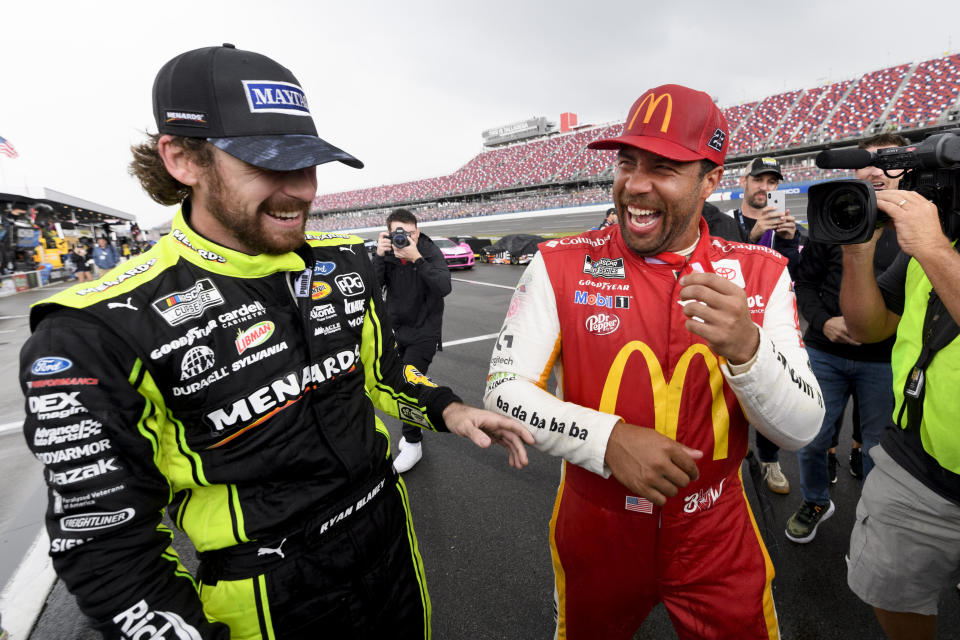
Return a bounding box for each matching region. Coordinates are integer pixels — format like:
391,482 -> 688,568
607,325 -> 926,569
484,85 -> 823,639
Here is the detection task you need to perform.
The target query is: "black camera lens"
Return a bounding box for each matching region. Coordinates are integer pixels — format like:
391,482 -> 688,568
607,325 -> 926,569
391,230 -> 410,249
825,188 -> 866,232
807,179 -> 878,244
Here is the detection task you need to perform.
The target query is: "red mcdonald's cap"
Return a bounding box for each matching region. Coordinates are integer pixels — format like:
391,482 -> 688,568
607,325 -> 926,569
588,84 -> 728,165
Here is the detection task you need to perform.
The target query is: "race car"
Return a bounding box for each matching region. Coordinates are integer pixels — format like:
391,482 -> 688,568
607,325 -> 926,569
435,236 -> 474,270
479,234 -> 546,265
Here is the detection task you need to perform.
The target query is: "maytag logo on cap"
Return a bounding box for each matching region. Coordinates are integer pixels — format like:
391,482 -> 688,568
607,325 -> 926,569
241,80 -> 310,116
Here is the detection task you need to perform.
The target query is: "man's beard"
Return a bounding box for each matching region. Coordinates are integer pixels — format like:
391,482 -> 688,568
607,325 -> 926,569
204,166 -> 309,255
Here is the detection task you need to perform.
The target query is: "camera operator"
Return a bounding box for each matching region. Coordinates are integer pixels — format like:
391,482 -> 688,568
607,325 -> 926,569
733,156 -> 804,495
785,133 -> 907,545
373,209 -> 452,472
840,176 -> 960,639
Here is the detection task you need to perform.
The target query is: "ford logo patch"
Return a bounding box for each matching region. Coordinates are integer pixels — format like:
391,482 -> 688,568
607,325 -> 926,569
32,357 -> 73,375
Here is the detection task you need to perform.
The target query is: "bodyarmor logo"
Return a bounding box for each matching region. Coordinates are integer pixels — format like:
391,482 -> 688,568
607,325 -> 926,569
599,342 -> 730,461
628,91 -> 673,133
582,255 -> 626,279
683,479 -> 726,514
585,313 -> 620,336
242,80 -> 310,116
153,280 -> 224,326
112,599 -> 202,640
235,321 -> 275,355
335,272 -> 365,297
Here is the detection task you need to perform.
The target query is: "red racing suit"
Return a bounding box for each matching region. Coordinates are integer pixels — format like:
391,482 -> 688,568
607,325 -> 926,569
484,220 -> 823,640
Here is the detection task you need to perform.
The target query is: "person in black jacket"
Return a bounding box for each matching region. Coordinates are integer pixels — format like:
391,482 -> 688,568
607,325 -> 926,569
373,208 -> 452,472
785,133 -> 907,544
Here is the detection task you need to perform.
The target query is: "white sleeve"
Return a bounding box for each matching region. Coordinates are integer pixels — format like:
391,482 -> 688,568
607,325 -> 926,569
483,253 -> 620,477
721,268 -> 824,450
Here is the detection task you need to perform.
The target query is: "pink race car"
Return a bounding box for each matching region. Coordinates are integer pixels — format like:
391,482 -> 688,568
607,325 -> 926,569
435,237 -> 474,270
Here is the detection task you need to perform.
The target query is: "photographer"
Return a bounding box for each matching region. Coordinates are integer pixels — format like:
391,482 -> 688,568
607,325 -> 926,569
840,180 -> 960,638
786,133 -> 907,544
373,209 -> 452,472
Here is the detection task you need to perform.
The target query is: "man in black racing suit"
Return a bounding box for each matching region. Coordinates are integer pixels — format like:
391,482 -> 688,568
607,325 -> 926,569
19,43 -> 531,640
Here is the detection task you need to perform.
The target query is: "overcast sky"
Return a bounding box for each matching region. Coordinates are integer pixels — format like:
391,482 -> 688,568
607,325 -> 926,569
2,0 -> 958,228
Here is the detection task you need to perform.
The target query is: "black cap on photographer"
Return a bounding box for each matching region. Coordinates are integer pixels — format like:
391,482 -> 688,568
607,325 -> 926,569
743,157 -> 783,181
153,43 -> 363,172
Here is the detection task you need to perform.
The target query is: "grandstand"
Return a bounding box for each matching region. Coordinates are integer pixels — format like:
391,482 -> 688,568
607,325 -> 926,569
310,52 -> 960,232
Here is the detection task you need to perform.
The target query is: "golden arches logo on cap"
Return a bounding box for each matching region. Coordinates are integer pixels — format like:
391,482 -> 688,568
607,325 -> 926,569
627,91 -> 673,133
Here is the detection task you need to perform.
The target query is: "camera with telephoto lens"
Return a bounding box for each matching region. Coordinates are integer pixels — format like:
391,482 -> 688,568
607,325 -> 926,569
807,129 -> 960,244
390,229 -> 411,249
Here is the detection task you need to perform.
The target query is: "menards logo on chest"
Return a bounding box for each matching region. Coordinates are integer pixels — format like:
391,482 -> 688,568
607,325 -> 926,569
236,321 -> 275,355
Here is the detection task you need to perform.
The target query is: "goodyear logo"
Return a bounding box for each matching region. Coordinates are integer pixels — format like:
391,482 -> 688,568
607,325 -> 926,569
242,80 -> 310,116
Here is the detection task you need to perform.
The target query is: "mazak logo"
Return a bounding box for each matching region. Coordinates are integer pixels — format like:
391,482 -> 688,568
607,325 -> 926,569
628,90 -> 673,133
152,279 -> 224,326
683,479 -> 726,514
29,392 -> 84,420
150,319 -> 218,360
172,228 -> 226,263
242,80 -> 310,116
113,599 -> 202,640
31,357 -> 72,375
335,272 -> 365,297
60,508 -> 135,532
235,321 -> 274,355
314,260 -> 336,276
585,313 -> 620,336
582,255 -> 626,279
310,303 -> 336,322
344,299 -> 365,315
48,457 -> 120,486
312,281 -> 333,300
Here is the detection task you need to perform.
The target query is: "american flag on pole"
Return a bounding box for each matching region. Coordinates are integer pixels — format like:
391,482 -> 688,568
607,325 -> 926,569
625,496 -> 654,514
0,136 -> 19,158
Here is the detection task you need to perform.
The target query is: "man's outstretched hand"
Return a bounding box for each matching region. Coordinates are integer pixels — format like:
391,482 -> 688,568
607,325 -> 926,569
604,422 -> 703,506
442,402 -> 536,469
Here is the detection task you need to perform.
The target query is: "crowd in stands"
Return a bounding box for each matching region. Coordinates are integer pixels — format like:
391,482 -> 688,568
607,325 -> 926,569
311,53 -> 960,219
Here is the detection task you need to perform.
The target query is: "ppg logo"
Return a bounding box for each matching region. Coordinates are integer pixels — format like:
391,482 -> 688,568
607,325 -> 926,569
335,273 -> 365,297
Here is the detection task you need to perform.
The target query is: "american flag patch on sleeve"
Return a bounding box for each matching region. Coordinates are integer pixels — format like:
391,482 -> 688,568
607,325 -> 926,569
625,496 -> 654,514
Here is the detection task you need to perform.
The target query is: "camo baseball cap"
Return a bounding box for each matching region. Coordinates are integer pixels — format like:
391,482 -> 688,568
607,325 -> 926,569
153,43 -> 363,171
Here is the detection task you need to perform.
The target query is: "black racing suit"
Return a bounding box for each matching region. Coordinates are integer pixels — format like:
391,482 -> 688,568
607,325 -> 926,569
372,233 -> 451,444
20,205 -> 459,639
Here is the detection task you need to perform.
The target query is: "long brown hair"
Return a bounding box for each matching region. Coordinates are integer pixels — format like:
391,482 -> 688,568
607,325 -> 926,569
128,134 -> 214,205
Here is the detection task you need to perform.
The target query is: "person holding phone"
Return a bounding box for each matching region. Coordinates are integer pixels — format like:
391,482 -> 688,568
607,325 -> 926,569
732,156 -> 806,495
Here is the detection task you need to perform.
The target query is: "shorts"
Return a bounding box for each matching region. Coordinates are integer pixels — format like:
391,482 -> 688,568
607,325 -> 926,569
847,444 -> 960,615
198,475 -> 430,639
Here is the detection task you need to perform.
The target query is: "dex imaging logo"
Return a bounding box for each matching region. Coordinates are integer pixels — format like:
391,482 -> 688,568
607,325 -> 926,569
242,80 -> 310,116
